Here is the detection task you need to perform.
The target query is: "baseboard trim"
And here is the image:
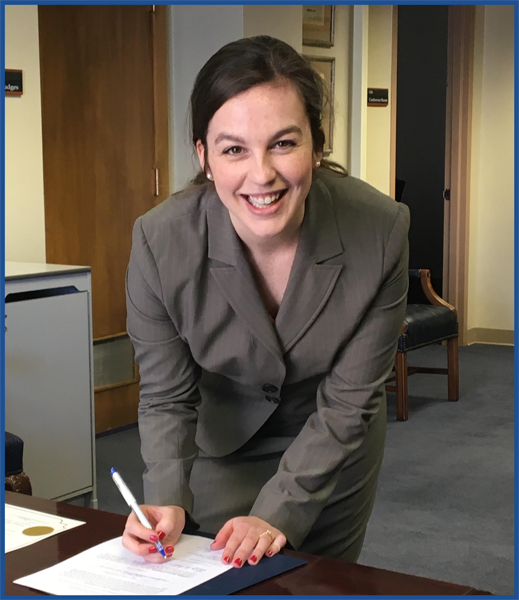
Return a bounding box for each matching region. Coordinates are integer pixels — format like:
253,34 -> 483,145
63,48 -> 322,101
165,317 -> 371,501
466,328 -> 514,346
95,422 -> 138,439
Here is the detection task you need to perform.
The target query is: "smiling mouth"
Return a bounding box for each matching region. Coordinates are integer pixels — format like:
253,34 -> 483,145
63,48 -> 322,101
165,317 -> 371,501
243,190 -> 287,209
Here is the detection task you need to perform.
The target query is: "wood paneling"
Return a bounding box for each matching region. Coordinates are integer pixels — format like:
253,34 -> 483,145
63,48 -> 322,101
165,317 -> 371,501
40,5 -> 155,337
152,5 -> 170,202
94,382 -> 140,434
444,5 -> 475,345
38,6 -> 169,431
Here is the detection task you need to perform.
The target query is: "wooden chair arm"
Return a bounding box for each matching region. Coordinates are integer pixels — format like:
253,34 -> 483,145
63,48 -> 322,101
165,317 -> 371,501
419,269 -> 456,312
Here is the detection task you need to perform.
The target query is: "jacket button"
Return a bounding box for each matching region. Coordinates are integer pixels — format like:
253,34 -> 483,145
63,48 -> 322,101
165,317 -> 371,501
265,396 -> 280,404
262,383 -> 278,393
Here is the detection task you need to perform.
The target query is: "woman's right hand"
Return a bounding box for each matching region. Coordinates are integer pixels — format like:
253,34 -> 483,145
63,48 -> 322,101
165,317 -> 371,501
121,504 -> 186,562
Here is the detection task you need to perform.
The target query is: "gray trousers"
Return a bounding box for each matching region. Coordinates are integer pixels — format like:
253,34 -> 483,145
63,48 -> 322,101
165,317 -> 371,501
189,400 -> 386,562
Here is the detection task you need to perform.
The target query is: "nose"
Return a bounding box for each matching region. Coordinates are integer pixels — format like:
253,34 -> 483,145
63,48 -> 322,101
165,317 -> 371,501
249,153 -> 276,185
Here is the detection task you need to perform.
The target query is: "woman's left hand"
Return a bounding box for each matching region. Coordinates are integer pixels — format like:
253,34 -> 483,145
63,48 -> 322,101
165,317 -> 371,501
211,516 -> 286,567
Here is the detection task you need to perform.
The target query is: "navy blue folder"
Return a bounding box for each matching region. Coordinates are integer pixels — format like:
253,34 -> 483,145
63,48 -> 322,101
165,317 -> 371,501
181,549 -> 306,595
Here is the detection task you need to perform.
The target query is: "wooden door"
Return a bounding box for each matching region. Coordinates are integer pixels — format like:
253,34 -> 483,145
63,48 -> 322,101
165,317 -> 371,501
38,5 -> 169,432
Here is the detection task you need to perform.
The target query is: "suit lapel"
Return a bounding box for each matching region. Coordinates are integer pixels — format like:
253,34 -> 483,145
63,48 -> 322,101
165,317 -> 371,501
276,178 -> 344,353
207,194 -> 283,361
206,177 -> 344,359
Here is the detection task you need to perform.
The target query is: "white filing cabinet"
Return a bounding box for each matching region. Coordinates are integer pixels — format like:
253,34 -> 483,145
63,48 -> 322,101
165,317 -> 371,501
5,262 -> 97,507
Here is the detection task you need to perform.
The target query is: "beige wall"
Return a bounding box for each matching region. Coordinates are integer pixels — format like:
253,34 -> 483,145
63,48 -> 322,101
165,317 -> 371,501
467,5 -> 515,334
5,4 -> 46,263
365,5 -> 393,196
5,5 -> 514,339
169,4 -> 304,191
243,5 -> 302,53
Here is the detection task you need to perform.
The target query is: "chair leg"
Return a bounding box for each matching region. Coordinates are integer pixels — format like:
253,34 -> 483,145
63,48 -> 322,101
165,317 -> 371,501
395,352 -> 409,421
447,337 -> 459,401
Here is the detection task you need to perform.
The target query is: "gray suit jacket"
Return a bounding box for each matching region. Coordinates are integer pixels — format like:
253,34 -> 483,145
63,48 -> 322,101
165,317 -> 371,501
126,170 -> 409,545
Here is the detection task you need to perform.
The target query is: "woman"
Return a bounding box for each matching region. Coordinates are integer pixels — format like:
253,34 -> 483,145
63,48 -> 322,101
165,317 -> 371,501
123,35 -> 409,568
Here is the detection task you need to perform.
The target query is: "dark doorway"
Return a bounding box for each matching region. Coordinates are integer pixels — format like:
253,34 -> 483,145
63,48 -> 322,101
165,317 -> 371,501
396,5 -> 449,300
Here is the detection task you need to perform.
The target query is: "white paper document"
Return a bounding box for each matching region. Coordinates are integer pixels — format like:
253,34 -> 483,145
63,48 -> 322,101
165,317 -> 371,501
14,534 -> 233,595
5,504 -> 85,553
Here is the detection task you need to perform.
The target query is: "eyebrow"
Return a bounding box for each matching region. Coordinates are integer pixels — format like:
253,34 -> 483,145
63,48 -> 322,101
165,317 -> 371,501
213,125 -> 303,147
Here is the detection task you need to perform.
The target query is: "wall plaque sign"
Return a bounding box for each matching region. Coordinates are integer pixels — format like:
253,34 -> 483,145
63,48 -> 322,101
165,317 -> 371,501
6,70 -> 23,95
367,88 -> 388,107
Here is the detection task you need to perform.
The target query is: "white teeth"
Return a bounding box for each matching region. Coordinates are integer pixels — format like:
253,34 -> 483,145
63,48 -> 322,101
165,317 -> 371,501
246,192 -> 282,208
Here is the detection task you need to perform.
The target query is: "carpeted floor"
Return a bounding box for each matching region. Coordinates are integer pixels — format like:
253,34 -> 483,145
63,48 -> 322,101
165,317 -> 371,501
363,343 -> 515,596
95,343 -> 515,595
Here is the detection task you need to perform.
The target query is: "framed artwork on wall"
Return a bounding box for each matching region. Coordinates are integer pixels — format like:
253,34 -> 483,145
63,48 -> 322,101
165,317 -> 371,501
302,5 -> 335,48
305,56 -> 335,155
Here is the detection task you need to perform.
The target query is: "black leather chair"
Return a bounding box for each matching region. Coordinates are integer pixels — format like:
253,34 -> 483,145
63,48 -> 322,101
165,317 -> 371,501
386,269 -> 459,421
5,431 -> 32,495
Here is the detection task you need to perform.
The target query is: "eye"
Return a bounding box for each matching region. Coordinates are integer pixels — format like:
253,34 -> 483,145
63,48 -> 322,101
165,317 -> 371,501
273,139 -> 296,150
223,146 -> 243,155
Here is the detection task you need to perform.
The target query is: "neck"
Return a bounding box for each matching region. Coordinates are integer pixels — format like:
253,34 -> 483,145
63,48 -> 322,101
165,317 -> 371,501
241,231 -> 301,265
230,210 -> 305,257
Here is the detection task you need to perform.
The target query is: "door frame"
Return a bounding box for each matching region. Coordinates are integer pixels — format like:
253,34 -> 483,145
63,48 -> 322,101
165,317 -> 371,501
390,5 -> 475,346
443,5 -> 475,346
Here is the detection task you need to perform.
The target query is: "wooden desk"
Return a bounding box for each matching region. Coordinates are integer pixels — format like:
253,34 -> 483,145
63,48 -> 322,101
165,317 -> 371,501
6,492 -> 490,595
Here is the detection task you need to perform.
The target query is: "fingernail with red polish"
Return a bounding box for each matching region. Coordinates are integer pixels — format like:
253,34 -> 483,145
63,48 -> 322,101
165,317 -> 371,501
223,556 -> 231,564
148,546 -> 158,554
149,534 -> 159,542
250,555 -> 257,564
266,550 -> 273,557
165,545 -> 174,554
158,531 -> 166,541
234,558 -> 242,567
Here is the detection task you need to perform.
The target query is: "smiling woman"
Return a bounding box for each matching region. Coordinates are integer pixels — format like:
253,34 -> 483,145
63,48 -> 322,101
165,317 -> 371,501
197,80 -> 315,249
123,36 -> 410,570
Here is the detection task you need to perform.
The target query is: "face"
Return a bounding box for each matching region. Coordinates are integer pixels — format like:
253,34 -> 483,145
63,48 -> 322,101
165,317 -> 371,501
197,80 -> 321,245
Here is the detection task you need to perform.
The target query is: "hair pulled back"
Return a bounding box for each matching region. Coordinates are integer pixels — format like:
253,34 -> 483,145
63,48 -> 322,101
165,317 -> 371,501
189,35 -> 346,181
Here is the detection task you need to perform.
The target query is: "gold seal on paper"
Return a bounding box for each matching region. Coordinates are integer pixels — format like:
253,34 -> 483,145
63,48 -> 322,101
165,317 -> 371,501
22,526 -> 55,536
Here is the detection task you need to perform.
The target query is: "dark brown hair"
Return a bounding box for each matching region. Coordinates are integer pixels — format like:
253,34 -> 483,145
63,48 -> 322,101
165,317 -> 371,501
189,35 -> 346,183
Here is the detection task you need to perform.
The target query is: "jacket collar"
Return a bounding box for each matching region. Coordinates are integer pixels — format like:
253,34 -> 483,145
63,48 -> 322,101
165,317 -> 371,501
207,177 -> 344,358
207,177 -> 343,266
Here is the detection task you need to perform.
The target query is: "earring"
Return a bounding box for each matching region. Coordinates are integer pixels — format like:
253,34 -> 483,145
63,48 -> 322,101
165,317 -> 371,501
315,161 -> 321,168
206,172 -> 213,181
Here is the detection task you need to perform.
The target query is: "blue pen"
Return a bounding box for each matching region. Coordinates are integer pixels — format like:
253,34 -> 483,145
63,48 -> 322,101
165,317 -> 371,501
110,467 -> 167,558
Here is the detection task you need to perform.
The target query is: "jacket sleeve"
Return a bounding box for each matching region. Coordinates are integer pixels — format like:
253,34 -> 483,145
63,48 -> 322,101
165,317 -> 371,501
249,203 -> 410,548
126,216 -> 201,513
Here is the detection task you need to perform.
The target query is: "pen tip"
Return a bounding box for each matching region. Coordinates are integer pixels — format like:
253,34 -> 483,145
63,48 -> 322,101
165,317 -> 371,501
110,467 -> 116,475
